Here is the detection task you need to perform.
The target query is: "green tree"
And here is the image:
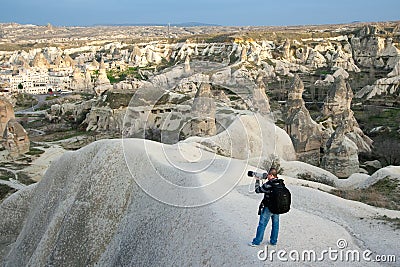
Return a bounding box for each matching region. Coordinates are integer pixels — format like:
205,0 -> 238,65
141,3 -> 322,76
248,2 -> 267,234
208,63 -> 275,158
18,83 -> 23,90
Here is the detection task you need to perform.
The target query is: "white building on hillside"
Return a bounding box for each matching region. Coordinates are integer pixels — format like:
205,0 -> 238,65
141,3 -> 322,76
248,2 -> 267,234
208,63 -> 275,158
9,70 -> 50,94
5,68 -> 72,94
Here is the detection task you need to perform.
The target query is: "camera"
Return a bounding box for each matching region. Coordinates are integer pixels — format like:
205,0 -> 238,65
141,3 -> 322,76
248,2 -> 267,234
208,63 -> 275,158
247,171 -> 267,179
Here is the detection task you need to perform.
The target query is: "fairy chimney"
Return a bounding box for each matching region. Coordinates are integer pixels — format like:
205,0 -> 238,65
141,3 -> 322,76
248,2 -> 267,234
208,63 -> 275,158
285,75 -> 322,165
252,74 -> 271,115
182,83 -> 216,138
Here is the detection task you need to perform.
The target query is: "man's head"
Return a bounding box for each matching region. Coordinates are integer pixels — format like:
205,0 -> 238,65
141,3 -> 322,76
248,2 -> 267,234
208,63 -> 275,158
267,168 -> 278,180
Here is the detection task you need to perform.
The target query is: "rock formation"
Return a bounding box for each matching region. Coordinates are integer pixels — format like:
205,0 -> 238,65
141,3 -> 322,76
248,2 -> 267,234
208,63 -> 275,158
53,54 -> 75,68
317,76 -> 373,177
94,59 -> 112,95
0,98 -> 15,138
84,71 -> 93,93
321,118 -> 360,178
31,52 -> 50,69
240,44 -> 248,62
185,113 -> 297,163
46,98 -> 96,124
252,74 -> 270,115
128,45 -> 142,65
282,39 -> 292,60
351,25 -> 400,69
355,59 -> 400,99
181,83 -> 216,138
285,75 -> 322,165
322,75 -> 353,118
83,107 -> 125,132
0,139 -> 281,265
90,58 -> 100,69
63,54 -> 76,68
184,55 -> 191,73
2,118 -> 30,157
321,76 -> 373,154
70,68 -> 85,92
331,45 -> 360,72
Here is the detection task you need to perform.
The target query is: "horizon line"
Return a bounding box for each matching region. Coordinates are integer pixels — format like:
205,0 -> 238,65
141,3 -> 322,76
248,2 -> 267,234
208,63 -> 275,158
1,19 -> 400,28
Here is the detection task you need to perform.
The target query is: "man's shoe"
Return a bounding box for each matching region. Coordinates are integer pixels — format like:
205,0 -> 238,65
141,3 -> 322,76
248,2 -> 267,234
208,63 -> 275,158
267,242 -> 277,246
248,242 -> 259,247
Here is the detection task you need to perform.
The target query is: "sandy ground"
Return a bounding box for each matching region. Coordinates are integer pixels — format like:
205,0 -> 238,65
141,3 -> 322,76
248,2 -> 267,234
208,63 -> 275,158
22,145 -> 66,182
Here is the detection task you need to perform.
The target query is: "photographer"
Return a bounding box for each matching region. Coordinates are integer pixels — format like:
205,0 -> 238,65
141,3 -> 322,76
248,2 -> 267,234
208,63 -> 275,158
248,168 -> 280,247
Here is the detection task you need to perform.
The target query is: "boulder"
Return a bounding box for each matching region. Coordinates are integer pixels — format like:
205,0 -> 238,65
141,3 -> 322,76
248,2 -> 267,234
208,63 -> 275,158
2,118 -> 30,157
0,98 -> 15,139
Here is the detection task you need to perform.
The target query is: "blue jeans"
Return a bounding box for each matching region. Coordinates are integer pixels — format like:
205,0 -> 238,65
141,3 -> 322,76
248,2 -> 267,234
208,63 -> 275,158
252,206 -> 279,245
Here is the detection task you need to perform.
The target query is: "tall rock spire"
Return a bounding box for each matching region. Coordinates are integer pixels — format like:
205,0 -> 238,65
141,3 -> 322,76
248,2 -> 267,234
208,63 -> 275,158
285,74 -> 321,165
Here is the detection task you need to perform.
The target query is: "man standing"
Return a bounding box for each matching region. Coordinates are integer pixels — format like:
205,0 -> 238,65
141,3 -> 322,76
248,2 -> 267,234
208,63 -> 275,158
249,168 -> 281,247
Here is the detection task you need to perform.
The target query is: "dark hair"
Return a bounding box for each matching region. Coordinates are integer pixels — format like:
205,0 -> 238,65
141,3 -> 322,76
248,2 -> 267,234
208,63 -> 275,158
269,168 -> 278,177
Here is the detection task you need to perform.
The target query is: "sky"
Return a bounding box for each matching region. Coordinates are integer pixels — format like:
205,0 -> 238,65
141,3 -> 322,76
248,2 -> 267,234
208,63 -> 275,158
0,0 -> 399,27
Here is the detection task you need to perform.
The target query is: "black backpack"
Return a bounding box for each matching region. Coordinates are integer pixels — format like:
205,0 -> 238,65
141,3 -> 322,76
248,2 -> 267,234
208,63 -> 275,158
266,179 -> 291,214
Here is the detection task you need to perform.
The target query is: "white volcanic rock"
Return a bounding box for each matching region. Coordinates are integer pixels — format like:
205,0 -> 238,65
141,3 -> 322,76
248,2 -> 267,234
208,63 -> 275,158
185,113 -> 296,162
2,118 -> 30,157
0,139 -> 398,266
181,83 -> 216,138
336,173 -> 370,189
0,98 -> 15,139
364,160 -> 382,170
331,46 -> 360,72
359,165 -> 400,189
356,75 -> 400,99
84,106 -> 125,132
113,82 -> 133,91
388,58 -> 400,77
356,59 -> 400,99
332,67 -> 349,79
70,68 -> 85,92
379,38 -> 400,69
260,62 -> 275,79
31,52 -> 50,69
314,74 -> 335,86
273,59 -> 308,76
94,59 -> 112,95
252,74 -> 270,114
210,67 -> 232,85
313,65 -> 348,87
83,71 -> 93,93
285,75 -> 322,165
46,100 -> 95,123
321,123 -> 360,178
174,73 -> 210,96
306,49 -> 327,69
322,76 -> 372,153
280,160 -> 339,186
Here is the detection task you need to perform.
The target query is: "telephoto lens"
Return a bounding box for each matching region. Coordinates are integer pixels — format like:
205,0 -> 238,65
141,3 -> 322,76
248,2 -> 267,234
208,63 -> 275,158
247,171 -> 267,179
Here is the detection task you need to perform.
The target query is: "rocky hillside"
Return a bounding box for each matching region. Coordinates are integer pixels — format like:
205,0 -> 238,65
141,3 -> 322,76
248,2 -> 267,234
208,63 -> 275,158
2,22 -> 400,177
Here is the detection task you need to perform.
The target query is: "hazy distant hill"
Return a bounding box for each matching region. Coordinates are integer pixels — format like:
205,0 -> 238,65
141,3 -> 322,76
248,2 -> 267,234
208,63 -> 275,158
95,22 -> 220,27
